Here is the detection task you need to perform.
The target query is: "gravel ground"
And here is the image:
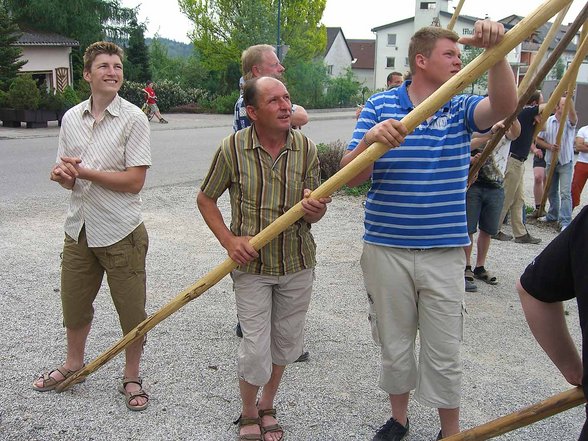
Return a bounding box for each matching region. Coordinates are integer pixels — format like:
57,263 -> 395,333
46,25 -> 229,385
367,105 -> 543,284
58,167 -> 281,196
1,165 -> 586,441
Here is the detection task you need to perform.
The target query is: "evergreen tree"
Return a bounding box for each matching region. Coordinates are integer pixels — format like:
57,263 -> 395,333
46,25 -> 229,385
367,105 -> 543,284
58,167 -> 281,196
0,5 -> 27,90
126,18 -> 151,83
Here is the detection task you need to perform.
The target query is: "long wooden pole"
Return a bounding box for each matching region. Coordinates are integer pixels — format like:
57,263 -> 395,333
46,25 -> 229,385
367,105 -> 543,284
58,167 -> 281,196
468,5 -> 588,186
517,5 -> 570,96
56,0 -> 573,392
443,387 -> 585,440
538,59 -> 582,214
532,24 -> 588,141
447,0 -> 466,31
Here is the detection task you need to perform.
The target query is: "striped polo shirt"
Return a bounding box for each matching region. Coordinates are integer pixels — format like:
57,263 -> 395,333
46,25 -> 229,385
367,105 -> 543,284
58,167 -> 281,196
58,95 -> 151,247
200,126 -> 320,275
539,115 -> 576,166
348,82 -> 484,249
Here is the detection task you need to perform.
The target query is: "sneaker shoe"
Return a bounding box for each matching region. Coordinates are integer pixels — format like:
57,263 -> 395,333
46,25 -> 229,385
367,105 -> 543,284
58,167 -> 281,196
465,278 -> 478,292
560,224 -> 568,232
159,118 -> 168,124
514,233 -> 541,244
528,208 -> 544,219
373,417 -> 409,441
294,351 -> 310,363
491,231 -> 512,241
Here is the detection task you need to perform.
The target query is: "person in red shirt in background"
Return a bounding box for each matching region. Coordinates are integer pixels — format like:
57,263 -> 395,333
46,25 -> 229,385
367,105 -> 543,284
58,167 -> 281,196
142,80 -> 168,124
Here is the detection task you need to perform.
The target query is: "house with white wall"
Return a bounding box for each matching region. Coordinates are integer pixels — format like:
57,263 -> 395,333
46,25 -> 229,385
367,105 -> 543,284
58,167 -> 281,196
324,27 -> 354,78
348,39 -> 375,89
371,0 -> 497,90
15,30 -> 79,92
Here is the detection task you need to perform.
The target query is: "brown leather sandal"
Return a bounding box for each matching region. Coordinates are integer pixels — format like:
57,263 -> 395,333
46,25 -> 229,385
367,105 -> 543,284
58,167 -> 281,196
32,365 -> 85,392
235,415 -> 262,441
118,377 -> 149,411
259,408 -> 284,441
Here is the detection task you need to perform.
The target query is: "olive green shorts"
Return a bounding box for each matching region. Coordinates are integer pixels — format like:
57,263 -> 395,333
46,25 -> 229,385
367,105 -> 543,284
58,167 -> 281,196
60,224 -> 148,334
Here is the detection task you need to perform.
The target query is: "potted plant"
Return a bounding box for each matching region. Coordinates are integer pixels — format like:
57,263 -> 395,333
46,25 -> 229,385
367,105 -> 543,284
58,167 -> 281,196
0,88 -> 19,127
7,74 -> 42,127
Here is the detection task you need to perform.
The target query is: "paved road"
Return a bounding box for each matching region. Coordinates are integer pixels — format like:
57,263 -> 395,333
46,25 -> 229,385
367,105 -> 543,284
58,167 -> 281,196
0,110 -> 356,202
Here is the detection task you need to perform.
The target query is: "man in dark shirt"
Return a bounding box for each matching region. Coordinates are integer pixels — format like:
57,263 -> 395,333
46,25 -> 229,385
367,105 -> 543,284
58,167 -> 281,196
493,91 -> 544,244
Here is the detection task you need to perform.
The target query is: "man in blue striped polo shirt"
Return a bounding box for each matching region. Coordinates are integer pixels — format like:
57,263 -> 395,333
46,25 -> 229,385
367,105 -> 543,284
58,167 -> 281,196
342,22 -> 517,440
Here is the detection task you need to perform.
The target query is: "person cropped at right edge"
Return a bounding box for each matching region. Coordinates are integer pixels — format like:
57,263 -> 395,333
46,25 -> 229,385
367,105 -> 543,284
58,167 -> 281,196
536,96 -> 577,232
572,123 -> 588,209
341,20 -> 517,441
517,206 -> 588,440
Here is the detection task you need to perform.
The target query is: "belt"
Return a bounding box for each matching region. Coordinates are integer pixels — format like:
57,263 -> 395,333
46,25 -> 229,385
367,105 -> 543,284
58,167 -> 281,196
509,152 -> 526,162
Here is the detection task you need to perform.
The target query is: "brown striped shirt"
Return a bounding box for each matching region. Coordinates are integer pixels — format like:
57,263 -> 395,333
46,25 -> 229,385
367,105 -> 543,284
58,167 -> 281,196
58,95 -> 151,247
201,126 -> 320,275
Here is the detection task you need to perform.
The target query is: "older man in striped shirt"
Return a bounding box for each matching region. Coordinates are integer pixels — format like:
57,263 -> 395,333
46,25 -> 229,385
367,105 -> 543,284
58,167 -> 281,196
33,42 -> 151,411
342,22 -> 517,440
198,76 -> 330,441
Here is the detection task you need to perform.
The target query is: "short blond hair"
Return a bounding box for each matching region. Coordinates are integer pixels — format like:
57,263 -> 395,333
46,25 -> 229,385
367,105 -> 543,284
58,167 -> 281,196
83,41 -> 124,72
241,44 -> 276,81
408,27 -> 459,74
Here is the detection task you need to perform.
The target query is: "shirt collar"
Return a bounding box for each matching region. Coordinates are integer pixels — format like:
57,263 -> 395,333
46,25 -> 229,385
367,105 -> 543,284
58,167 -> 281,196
398,80 -> 450,113
82,94 -> 122,119
246,125 -> 298,151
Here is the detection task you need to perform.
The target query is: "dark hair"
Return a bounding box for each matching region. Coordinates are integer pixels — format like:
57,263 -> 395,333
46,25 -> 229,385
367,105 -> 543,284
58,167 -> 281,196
146,80 -> 153,86
243,77 -> 261,108
387,72 -> 403,82
528,90 -> 541,105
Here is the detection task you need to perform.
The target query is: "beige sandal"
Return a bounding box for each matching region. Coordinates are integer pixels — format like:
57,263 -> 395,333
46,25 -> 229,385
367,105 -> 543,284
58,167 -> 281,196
118,377 -> 149,411
32,365 -> 85,392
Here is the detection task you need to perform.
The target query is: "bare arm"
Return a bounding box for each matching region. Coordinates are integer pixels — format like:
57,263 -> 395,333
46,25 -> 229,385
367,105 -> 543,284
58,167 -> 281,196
196,191 -> 258,265
576,136 -> 588,153
459,20 -> 517,130
517,280 -> 583,386
58,156 -> 147,194
340,118 -> 408,187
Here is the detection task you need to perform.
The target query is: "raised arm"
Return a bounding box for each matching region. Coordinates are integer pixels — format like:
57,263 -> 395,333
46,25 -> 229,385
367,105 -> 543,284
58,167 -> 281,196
460,20 -> 517,130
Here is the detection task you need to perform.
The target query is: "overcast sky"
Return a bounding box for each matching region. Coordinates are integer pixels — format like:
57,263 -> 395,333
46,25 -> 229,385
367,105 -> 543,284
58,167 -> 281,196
119,0 -> 585,43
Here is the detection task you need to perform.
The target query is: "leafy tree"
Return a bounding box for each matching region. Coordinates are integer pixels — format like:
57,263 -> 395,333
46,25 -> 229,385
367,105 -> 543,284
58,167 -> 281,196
125,18 -> 151,83
283,59 -> 330,108
461,45 -> 487,94
0,5 -> 27,90
2,0 -> 137,81
324,68 -> 361,107
178,0 -> 327,93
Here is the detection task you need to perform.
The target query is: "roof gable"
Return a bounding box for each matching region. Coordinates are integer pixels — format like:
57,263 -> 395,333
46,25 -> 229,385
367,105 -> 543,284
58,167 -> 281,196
348,39 -> 375,69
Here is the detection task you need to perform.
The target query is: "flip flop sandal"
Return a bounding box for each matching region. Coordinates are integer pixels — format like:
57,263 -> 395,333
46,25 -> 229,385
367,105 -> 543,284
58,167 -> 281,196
119,377 -> 149,411
474,268 -> 498,285
259,408 -> 284,441
32,365 -> 85,392
234,415 -> 262,441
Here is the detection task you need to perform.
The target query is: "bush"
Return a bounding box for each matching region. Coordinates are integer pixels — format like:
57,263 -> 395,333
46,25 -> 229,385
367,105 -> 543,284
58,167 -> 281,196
0,90 -> 7,107
317,140 -> 346,181
7,74 -> 40,110
62,86 -> 81,109
209,90 -> 239,114
317,140 -> 371,197
39,89 -> 65,111
119,79 -> 208,112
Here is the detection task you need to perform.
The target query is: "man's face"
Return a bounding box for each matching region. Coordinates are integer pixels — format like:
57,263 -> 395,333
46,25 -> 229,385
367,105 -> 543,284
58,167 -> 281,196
418,38 -> 462,85
253,51 -> 285,79
247,78 -> 291,131
387,74 -> 403,88
556,97 -> 566,119
83,53 -> 123,95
